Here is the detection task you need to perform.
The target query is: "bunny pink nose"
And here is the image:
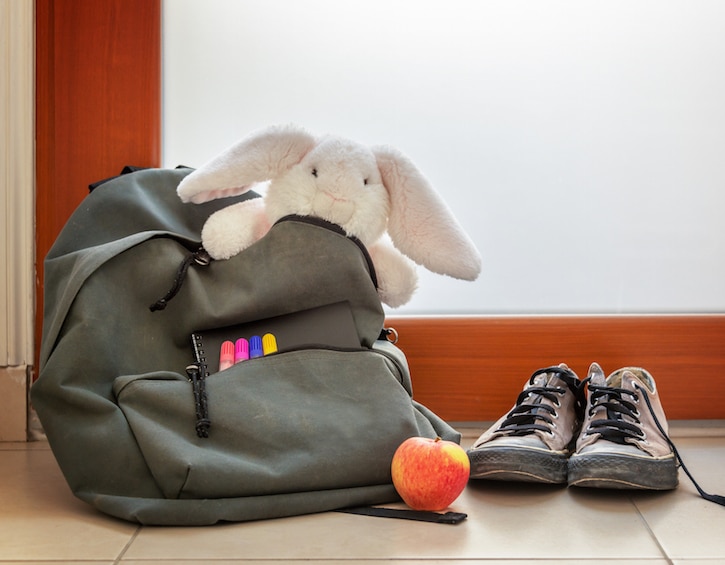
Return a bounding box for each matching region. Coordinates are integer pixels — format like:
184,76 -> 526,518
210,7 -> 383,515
313,191 -> 355,225
321,191 -> 348,204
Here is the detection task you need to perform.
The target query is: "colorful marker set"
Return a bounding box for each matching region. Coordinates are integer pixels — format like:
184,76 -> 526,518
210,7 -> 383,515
219,333 -> 278,371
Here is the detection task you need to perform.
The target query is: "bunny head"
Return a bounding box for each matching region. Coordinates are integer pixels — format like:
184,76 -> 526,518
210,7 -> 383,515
177,124 -> 481,291
263,135 -> 391,247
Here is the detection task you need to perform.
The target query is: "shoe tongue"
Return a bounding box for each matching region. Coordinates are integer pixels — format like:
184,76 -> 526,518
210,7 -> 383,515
530,364 -> 579,400
609,368 -> 655,393
534,372 -> 554,386
586,362 -> 606,386
606,371 -> 624,387
533,365 -> 566,388
549,363 -> 574,384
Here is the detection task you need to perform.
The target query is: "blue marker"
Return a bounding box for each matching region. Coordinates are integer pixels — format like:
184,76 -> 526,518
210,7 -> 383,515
249,335 -> 263,358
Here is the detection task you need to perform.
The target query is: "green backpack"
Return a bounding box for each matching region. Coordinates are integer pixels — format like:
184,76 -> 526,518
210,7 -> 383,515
32,167 -> 460,525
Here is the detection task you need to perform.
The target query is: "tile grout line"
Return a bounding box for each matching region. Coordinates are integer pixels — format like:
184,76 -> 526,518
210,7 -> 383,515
114,524 -> 143,564
630,493 -> 674,565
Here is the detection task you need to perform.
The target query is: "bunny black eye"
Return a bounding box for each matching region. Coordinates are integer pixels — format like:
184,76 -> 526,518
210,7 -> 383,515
311,168 -> 318,178
363,178 -> 368,186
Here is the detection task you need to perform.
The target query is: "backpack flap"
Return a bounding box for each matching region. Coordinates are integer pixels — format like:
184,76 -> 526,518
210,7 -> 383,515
182,215 -> 385,349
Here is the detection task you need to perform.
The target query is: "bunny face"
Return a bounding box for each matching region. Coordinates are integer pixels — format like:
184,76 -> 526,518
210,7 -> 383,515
265,137 -> 390,245
176,124 -> 482,286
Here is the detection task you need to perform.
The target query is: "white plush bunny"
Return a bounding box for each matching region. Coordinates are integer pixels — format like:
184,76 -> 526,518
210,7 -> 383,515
177,124 -> 481,308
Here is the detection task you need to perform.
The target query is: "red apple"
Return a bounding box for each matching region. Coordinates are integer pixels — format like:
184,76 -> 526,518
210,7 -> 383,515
391,436 -> 470,511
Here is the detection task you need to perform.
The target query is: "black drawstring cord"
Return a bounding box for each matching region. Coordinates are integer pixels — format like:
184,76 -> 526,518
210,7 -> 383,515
186,364 -> 211,439
637,384 -> 725,507
150,247 -> 212,312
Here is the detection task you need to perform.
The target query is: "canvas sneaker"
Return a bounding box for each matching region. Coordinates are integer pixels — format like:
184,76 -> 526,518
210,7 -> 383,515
568,363 -> 679,490
467,364 -> 585,484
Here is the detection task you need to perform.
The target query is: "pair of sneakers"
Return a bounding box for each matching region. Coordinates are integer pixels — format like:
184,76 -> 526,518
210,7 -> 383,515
467,363 -> 679,490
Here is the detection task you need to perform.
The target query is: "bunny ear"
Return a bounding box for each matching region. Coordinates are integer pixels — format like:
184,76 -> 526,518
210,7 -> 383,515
177,124 -> 317,203
373,145 -> 482,281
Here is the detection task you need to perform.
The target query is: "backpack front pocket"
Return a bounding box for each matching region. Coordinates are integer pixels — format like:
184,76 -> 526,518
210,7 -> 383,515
114,349 -> 429,499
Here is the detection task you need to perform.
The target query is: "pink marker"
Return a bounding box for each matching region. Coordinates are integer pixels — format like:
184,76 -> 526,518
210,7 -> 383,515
234,338 -> 249,363
219,340 -> 235,371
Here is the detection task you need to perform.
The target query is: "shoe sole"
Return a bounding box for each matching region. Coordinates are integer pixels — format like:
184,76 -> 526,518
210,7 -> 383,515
568,453 -> 679,490
467,447 -> 569,484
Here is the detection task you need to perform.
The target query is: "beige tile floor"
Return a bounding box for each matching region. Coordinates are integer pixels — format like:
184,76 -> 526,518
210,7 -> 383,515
1,422 -> 724,564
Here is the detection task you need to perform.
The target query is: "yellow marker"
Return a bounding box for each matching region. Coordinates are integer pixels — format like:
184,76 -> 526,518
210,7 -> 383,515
262,333 -> 278,355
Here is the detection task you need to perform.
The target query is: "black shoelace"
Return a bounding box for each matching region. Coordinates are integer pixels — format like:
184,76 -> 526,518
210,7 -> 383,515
636,384 -> 725,507
583,383 -> 643,444
496,367 -> 584,436
583,378 -> 724,507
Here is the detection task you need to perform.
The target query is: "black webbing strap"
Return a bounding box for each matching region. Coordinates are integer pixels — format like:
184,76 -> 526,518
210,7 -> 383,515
337,506 -> 467,524
88,165 -> 149,192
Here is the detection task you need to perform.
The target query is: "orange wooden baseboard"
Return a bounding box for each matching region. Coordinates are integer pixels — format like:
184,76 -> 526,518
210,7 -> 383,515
384,315 -> 725,422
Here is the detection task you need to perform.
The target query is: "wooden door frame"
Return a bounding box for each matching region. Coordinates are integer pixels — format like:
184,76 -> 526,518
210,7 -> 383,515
35,0 -> 162,377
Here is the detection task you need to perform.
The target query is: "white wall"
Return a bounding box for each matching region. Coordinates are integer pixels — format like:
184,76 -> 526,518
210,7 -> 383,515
163,0 -> 725,314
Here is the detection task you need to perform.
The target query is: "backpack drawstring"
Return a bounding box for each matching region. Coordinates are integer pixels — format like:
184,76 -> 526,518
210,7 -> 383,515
149,247 -> 212,312
186,363 -> 211,439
